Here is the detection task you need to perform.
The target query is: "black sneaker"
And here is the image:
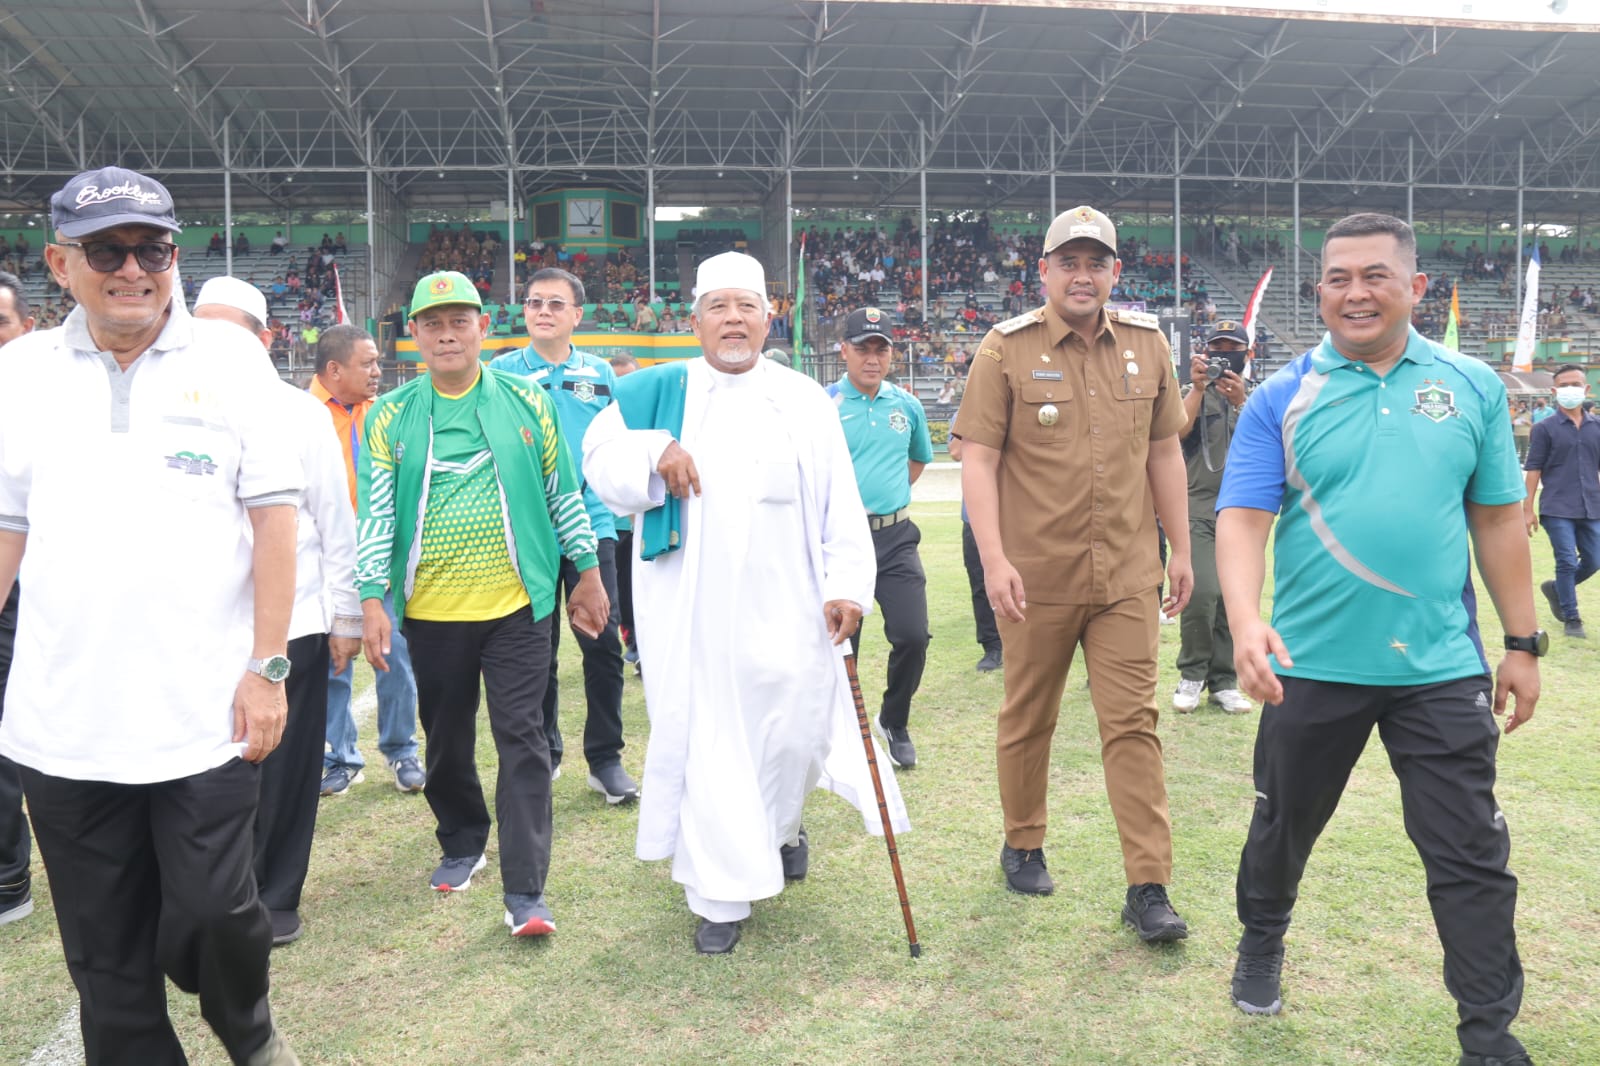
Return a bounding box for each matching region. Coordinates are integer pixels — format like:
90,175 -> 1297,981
1540,579 -> 1564,622
781,826 -> 809,881
694,918 -> 741,954
269,909 -> 303,947
1000,844 -> 1054,895
587,763 -> 640,805
877,716 -> 917,769
1231,949 -> 1284,1015
1565,618 -> 1587,639
1122,883 -> 1189,943
976,646 -> 1003,673
1458,1053 -> 1533,1066
430,853 -> 487,892
504,892 -> 556,937
0,880 -> 32,926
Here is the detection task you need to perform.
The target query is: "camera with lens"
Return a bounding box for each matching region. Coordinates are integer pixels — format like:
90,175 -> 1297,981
1205,349 -> 1246,381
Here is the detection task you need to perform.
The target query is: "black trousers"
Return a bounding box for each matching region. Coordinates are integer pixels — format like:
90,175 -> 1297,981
21,758 -> 275,1066
405,606 -> 554,896
543,537 -> 625,771
615,528 -> 637,650
0,582 -> 27,906
961,519 -> 1000,652
850,518 -> 930,730
1236,675 -> 1524,1059
252,632 -> 329,916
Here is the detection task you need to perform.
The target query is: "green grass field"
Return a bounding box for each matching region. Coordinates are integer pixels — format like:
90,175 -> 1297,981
3,503 -> 1598,1064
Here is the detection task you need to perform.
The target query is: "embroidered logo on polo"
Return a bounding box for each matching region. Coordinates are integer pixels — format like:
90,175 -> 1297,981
888,410 -> 910,434
571,380 -> 596,403
165,450 -> 217,476
520,426 -> 535,445
1411,380 -> 1460,423
394,441 -> 406,463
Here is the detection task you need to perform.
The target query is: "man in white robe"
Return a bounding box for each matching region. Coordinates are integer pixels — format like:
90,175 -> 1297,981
583,252 -> 910,954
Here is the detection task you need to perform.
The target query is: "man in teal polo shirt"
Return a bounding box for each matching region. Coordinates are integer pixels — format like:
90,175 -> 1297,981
828,307 -> 934,768
1217,213 -> 1541,1066
490,267 -> 638,805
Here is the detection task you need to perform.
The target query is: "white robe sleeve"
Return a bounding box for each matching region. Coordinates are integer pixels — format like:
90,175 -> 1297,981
581,402 -> 676,516
808,391 -> 876,611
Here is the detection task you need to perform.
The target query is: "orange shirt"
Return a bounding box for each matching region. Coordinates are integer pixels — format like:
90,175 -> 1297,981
308,376 -> 373,511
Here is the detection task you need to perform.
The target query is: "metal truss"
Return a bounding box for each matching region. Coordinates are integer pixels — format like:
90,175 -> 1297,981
0,1 -> 1592,219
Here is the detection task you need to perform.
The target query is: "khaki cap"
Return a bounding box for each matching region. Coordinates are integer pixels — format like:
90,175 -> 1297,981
1043,205 -> 1117,256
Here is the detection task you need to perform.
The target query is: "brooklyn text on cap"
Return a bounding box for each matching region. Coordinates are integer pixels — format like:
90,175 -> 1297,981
409,271 -> 482,318
195,276 -> 269,328
1043,205 -> 1117,257
1206,320 -> 1251,346
693,251 -> 768,307
50,167 -> 180,239
844,306 -> 894,345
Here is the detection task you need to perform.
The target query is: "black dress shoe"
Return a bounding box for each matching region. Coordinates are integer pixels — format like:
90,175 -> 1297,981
1000,844 -> 1054,895
976,646 -> 1003,672
694,918 -> 741,954
1122,883 -> 1188,943
781,826 -> 809,881
1458,1053 -> 1533,1066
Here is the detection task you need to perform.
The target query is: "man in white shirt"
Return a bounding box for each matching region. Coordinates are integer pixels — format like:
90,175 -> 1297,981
194,277 -> 363,949
0,168 -> 303,1066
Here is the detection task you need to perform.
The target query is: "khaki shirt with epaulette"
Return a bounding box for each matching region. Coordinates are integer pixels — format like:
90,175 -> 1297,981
960,303 -> 1185,606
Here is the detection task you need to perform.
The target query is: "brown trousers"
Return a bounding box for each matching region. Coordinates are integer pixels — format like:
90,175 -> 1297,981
996,588 -> 1173,885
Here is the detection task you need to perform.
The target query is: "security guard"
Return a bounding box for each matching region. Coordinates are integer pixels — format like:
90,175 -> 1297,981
828,307 -> 934,768
960,205 -> 1194,944
489,267 -> 638,805
1173,320 -> 1253,714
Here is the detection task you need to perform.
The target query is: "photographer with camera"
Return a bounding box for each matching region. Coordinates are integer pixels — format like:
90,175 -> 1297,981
1172,321 -> 1253,714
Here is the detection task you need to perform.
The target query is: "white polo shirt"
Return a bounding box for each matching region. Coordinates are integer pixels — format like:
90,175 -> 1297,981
0,306 -> 302,783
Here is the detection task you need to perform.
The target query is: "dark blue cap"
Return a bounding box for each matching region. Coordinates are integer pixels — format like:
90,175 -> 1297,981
50,167 -> 180,238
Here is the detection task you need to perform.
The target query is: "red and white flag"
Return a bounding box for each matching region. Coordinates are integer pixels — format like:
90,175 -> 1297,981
331,261 -> 349,325
1242,266 -> 1273,346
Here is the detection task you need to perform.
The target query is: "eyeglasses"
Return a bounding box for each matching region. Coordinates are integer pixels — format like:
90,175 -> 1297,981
55,240 -> 177,273
524,297 -> 569,312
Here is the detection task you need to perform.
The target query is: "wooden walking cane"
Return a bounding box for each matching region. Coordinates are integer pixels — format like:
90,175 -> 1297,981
844,653 -> 921,958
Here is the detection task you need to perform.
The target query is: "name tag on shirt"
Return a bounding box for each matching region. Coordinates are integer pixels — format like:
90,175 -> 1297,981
1032,370 -> 1063,381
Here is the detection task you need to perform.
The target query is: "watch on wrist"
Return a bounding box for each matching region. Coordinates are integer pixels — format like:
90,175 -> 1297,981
1502,631 -> 1549,657
247,654 -> 293,683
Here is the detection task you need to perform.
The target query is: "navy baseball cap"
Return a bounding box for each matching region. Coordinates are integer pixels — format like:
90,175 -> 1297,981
50,167 -> 180,238
844,306 -> 893,345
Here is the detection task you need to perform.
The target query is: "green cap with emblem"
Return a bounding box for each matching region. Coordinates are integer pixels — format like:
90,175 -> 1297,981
409,270 -> 482,319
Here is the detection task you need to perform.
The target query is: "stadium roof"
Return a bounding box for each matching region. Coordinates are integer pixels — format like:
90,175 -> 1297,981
1,0 -> 1597,224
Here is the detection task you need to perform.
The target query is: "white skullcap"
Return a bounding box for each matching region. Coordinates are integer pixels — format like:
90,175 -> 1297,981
693,251 -> 767,305
195,276 -> 269,328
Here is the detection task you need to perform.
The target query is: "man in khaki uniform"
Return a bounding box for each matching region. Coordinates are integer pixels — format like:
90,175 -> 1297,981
960,205 -> 1194,944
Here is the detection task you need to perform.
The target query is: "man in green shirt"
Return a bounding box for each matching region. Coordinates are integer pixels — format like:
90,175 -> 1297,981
357,271 -> 608,938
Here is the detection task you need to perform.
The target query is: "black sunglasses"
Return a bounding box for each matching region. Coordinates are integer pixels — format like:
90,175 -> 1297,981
55,240 -> 177,273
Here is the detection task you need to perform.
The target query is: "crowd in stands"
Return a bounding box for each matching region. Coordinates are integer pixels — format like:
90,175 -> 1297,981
798,214 -> 1206,379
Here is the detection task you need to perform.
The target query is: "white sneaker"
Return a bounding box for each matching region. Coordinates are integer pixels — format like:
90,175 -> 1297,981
1172,678 -> 1204,713
1211,688 -> 1253,714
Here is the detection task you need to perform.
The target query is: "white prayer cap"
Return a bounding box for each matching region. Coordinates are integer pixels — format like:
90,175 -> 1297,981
195,276 -> 269,328
693,251 -> 768,306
